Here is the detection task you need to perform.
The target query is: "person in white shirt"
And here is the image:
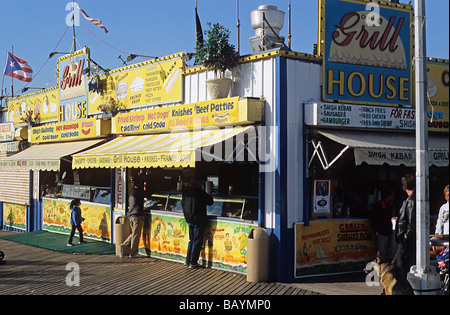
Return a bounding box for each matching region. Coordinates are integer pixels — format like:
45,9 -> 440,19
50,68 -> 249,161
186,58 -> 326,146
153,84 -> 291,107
435,185 -> 449,235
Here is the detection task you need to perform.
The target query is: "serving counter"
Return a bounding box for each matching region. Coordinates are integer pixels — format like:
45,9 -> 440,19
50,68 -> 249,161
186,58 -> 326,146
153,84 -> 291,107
138,193 -> 259,273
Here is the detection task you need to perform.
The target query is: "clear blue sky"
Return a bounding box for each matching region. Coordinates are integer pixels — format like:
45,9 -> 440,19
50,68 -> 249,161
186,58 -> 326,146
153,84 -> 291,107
1,0 -> 448,95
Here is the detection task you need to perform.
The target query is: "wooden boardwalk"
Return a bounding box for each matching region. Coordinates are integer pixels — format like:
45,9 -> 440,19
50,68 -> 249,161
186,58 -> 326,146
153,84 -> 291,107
0,231 -> 321,296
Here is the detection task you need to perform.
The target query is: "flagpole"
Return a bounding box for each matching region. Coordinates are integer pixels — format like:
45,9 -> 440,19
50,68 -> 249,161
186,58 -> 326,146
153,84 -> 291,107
72,0 -> 76,52
11,47 -> 14,98
237,0 -> 240,55
288,0 -> 292,49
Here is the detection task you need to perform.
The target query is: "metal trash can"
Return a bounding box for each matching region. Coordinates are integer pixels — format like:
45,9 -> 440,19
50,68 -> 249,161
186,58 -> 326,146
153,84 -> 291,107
114,215 -> 131,256
246,227 -> 270,282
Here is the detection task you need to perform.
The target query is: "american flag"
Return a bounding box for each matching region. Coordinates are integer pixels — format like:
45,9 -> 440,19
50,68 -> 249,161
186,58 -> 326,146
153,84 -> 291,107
74,2 -> 108,34
3,52 -> 33,82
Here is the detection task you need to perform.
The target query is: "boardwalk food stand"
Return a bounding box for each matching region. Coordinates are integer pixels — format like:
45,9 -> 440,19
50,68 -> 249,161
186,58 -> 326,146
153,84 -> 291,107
0,48 -> 112,239
1,1 -> 448,282
296,0 -> 449,277
73,96 -> 263,272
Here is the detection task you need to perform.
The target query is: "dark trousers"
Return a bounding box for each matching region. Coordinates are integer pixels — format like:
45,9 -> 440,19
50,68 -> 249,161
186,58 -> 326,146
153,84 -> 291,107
68,224 -> 84,244
185,222 -> 205,266
392,240 -> 416,276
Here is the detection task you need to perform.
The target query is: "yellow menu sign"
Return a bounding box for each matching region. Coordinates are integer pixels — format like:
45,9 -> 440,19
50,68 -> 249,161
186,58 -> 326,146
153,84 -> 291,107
112,97 -> 263,134
7,87 -> 59,125
88,53 -> 184,114
30,118 -> 98,143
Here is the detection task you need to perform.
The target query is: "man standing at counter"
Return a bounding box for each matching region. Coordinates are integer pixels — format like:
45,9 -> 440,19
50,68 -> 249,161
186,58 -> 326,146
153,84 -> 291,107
120,176 -> 145,258
182,174 -> 213,268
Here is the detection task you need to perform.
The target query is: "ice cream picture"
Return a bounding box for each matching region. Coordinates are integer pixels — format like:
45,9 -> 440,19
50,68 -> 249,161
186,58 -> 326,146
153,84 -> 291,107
130,76 -> 144,94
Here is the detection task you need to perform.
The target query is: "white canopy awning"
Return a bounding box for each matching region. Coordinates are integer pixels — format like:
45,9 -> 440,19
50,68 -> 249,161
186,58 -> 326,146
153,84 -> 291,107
309,130 -> 449,169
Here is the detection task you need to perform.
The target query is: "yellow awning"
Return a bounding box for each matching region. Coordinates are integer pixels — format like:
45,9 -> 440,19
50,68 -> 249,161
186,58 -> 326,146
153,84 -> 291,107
0,139 -> 105,171
73,126 -> 256,169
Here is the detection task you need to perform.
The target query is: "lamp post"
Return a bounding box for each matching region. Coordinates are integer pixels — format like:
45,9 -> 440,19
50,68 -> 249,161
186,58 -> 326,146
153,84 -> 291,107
126,54 -> 157,63
406,0 -> 441,295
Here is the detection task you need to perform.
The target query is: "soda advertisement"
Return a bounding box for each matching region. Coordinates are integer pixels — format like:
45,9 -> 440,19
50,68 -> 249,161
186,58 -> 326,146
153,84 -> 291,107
295,220 -> 377,277
42,198 -> 111,241
319,0 -> 413,106
29,118 -> 98,143
141,213 -> 256,273
113,97 -> 241,135
2,203 -> 27,230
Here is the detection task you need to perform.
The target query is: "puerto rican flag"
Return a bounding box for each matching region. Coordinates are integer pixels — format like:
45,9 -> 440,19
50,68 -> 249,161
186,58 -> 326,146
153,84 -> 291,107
4,52 -> 33,82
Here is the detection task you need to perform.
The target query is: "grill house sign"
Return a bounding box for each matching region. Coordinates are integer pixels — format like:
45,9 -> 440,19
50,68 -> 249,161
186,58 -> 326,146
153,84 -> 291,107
57,47 -> 90,123
320,0 -> 413,107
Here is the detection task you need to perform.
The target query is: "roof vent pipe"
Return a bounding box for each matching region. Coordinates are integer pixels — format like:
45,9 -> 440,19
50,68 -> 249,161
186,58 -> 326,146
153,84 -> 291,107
250,5 -> 286,53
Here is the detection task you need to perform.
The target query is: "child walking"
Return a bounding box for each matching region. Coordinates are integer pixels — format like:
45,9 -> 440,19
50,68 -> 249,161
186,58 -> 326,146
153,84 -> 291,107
67,199 -> 87,246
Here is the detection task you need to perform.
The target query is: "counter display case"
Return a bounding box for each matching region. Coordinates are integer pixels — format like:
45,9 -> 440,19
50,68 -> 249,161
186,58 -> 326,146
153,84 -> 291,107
144,192 -> 258,221
60,184 -> 111,205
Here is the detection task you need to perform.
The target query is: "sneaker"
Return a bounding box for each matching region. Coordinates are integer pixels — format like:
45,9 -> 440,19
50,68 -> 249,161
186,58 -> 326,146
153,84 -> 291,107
67,243 -> 73,247
129,254 -> 141,258
188,264 -> 201,269
79,241 -> 87,244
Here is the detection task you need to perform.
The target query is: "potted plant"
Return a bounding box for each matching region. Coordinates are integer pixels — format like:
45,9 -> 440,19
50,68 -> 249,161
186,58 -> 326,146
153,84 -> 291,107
196,22 -> 239,99
20,107 -> 40,126
98,97 -> 121,118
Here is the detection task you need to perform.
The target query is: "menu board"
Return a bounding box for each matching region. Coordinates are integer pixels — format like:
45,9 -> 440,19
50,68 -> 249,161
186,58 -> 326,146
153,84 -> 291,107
88,53 -> 184,114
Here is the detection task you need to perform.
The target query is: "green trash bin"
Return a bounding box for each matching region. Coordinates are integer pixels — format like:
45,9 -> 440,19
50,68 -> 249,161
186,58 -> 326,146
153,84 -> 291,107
114,215 -> 131,257
246,227 -> 270,282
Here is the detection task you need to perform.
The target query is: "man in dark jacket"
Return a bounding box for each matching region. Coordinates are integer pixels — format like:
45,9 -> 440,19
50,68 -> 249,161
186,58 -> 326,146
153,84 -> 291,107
370,187 -> 398,259
120,176 -> 145,258
181,175 -> 213,268
392,174 -> 416,275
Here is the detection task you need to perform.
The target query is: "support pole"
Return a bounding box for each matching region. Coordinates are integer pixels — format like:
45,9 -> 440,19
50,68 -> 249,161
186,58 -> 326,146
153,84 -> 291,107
407,0 -> 441,295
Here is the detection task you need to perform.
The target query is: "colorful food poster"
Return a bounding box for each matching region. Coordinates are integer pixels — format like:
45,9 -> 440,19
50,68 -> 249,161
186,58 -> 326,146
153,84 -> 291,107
42,198 -> 111,241
295,220 -> 377,277
3,203 -> 27,230
7,88 -> 59,125
141,212 -> 256,273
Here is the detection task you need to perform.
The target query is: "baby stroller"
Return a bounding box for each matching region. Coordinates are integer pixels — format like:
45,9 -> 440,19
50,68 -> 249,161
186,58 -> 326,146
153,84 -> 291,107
436,246 -> 449,295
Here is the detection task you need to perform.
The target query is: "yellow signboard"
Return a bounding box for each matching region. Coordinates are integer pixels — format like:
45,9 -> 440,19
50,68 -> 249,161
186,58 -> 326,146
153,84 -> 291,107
427,60 -> 449,132
30,118 -> 99,143
88,53 -> 184,114
113,97 -> 244,134
7,87 -> 59,125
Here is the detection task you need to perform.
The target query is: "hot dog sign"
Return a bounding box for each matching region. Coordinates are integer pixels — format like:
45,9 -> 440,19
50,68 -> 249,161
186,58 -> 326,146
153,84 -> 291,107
113,97 -> 241,134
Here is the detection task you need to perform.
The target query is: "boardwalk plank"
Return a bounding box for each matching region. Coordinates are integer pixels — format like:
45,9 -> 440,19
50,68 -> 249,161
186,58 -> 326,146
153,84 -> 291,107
0,231 -> 323,296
